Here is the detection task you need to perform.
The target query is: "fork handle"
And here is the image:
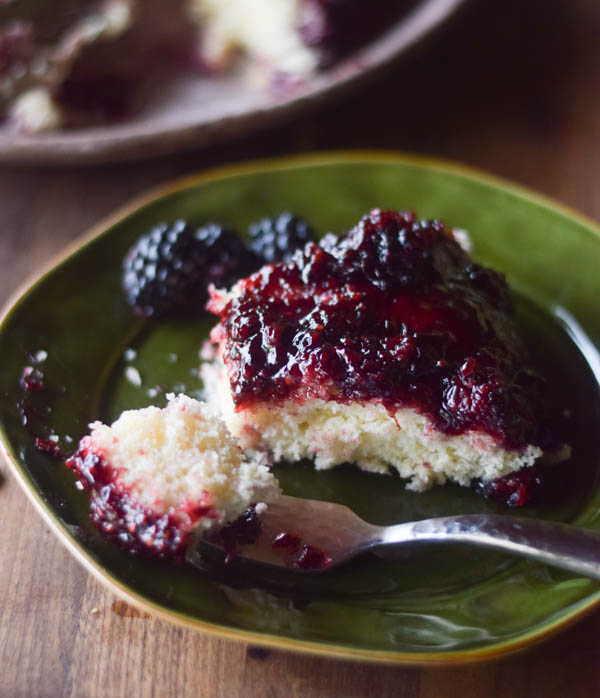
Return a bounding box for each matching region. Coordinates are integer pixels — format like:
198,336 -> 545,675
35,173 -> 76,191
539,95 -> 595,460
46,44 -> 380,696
379,515 -> 600,581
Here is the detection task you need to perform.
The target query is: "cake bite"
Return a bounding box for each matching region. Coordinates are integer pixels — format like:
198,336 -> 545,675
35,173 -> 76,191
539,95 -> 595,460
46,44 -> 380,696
204,209 -> 556,495
66,394 -> 280,558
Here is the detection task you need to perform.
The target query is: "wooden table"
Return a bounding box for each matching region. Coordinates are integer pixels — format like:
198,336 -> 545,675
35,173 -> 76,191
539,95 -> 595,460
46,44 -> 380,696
2,1 -> 599,696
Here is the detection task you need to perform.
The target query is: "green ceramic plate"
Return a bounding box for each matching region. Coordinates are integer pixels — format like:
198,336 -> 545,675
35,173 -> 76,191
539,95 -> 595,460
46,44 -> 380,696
1,152 -> 600,664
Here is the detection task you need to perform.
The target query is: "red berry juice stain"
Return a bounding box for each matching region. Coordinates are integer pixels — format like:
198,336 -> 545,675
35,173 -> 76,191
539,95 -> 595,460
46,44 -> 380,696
20,366 -> 44,393
17,357 -> 70,460
272,531 -> 302,554
272,531 -> 331,570
216,506 -> 263,562
293,544 -> 331,570
34,437 -> 62,460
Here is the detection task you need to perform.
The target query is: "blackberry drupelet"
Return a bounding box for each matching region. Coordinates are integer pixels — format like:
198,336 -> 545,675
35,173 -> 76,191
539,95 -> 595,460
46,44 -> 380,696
122,220 -> 251,317
195,221 -> 258,288
248,212 -> 317,264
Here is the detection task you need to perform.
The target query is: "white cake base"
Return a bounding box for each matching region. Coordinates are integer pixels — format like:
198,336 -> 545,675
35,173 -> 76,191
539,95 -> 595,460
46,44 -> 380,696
202,361 -> 543,492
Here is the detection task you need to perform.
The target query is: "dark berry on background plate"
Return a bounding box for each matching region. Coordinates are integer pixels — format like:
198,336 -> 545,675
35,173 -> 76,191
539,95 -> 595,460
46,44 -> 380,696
248,212 -> 317,264
298,0 -> 405,65
122,220 -> 251,317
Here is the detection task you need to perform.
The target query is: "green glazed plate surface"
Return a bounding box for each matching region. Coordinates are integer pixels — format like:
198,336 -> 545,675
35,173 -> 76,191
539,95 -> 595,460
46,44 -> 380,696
1,152 -> 600,664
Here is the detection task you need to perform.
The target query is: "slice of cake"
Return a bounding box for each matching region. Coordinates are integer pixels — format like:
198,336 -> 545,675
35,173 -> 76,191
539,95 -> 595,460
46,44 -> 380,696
204,209 -> 556,495
66,393 -> 280,558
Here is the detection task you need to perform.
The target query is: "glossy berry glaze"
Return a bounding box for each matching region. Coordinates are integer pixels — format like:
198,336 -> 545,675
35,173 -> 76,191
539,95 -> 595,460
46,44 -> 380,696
272,532 -> 331,570
272,531 -> 303,554
294,544 -> 331,570
474,468 -> 544,508
66,440 -> 218,559
215,506 -> 263,562
209,209 -> 546,452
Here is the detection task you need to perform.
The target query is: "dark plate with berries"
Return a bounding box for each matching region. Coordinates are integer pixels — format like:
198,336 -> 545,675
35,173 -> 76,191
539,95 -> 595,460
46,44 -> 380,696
0,0 -> 466,165
1,152 -> 600,664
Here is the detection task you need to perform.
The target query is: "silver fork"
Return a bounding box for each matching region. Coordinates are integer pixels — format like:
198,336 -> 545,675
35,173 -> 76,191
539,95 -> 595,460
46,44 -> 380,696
187,495 -> 600,580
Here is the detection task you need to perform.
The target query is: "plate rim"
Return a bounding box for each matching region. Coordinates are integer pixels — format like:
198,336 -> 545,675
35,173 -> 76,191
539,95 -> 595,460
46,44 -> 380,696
0,0 -> 468,165
1,149 -> 600,665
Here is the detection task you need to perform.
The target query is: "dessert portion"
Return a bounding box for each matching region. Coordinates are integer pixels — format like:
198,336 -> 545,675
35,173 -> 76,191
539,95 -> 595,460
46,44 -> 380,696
205,209 -> 554,492
61,206 -> 569,564
1,0 -> 406,132
66,393 -> 280,558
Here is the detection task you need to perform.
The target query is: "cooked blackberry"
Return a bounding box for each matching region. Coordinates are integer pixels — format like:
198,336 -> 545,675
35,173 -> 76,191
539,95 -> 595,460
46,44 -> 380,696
122,220 -> 250,317
473,468 -> 544,508
248,212 -> 317,264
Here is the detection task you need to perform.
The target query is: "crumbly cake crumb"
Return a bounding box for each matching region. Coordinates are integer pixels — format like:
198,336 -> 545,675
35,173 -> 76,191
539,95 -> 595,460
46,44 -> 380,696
73,394 -> 280,536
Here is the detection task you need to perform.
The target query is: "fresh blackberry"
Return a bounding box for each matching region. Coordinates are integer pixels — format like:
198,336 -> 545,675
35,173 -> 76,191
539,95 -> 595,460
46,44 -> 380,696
195,221 -> 258,287
122,220 -> 249,317
248,212 -> 317,264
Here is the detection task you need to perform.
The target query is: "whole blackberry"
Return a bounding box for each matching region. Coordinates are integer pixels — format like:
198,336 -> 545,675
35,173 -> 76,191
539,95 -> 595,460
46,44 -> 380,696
195,221 -> 258,287
122,220 -> 249,317
248,212 -> 317,264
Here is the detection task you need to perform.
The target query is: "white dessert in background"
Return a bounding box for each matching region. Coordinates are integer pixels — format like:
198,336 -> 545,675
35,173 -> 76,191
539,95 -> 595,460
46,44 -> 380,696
190,0 -> 318,76
10,88 -> 63,133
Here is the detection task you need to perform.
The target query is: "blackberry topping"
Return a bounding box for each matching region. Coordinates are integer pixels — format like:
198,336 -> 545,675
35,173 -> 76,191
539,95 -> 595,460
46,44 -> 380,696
209,210 -> 545,450
122,220 -> 250,317
473,468 -> 544,508
248,212 -> 317,265
66,446 -> 188,559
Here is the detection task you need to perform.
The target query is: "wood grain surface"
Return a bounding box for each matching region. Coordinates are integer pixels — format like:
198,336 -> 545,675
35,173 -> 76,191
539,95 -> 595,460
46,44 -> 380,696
1,1 -> 600,696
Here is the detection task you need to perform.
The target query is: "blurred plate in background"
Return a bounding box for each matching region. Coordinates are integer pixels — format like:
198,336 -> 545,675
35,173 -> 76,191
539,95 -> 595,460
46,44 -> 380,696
0,0 -> 466,165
